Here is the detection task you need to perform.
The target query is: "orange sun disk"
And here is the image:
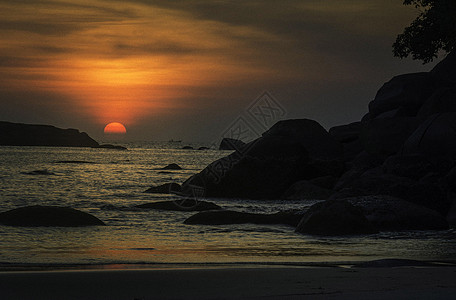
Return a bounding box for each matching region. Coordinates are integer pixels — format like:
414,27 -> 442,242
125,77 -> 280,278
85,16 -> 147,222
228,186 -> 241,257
104,122 -> 127,134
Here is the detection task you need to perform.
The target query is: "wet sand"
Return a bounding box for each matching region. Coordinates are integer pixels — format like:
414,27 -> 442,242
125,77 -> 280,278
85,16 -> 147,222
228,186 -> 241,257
1,264 -> 456,299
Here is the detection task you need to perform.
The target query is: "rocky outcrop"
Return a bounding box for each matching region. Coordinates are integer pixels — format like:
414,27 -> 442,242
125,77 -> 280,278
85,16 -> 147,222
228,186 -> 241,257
136,200 -> 221,212
0,121 -> 99,147
0,205 -> 105,227
178,51 -> 456,231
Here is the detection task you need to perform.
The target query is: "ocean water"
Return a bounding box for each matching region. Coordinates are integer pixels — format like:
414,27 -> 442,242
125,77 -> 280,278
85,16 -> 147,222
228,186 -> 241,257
0,143 -> 455,267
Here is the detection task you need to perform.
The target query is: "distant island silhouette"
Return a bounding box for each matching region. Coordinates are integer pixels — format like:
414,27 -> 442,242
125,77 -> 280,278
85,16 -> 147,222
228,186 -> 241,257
0,121 -> 99,147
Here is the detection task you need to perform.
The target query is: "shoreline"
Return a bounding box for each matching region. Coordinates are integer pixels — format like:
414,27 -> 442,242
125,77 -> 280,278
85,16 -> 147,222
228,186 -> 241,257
1,258 -> 456,272
1,263 -> 456,299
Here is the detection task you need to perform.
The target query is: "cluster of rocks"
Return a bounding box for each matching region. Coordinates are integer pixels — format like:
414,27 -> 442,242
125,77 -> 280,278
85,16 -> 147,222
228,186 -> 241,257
180,51 -> 456,235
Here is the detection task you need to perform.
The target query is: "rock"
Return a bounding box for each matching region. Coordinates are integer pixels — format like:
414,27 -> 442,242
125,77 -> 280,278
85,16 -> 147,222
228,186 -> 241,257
368,72 -> 436,118
359,117 -> 422,157
198,147 -> 209,150
182,146 -> 194,150
417,87 -> 456,118
334,151 -> 384,190
402,112 -> 456,159
182,119 -> 343,199
309,175 -> 338,190
144,182 -> 181,194
295,200 -> 378,236
0,205 -> 105,227
382,154 -> 434,180
92,144 -> 127,150
135,200 -> 222,212
184,210 -> 304,227
161,163 -> 182,170
281,180 -> 333,200
219,138 -> 246,151
343,195 -> 449,231
0,121 -> 99,147
261,119 -> 342,161
329,122 -> 361,143
431,50 -> 456,85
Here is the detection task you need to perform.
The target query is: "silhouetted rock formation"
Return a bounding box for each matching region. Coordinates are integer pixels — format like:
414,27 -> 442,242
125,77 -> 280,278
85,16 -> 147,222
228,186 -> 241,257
180,51 -> 456,231
136,200 -> 221,212
182,146 -> 193,150
183,119 -> 343,199
0,205 -> 105,227
219,138 -> 246,150
161,163 -> 182,170
144,182 -> 181,194
0,121 -> 99,147
184,210 -> 304,226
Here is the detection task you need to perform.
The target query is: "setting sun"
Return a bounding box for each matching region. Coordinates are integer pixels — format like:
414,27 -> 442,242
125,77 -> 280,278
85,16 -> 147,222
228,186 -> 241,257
104,122 -> 127,135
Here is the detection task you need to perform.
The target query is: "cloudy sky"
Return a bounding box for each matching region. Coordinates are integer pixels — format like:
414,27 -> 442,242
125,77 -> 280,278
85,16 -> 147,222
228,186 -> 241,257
0,0 -> 442,142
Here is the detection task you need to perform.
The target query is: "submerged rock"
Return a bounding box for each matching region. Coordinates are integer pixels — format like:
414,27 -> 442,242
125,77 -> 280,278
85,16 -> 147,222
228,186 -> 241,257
21,169 -> 56,176
136,200 -> 222,211
0,205 -> 105,227
184,210 -> 304,227
295,200 -> 378,236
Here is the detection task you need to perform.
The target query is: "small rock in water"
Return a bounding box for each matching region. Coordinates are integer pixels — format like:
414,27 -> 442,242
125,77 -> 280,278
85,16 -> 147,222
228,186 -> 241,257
161,163 -> 182,170
182,146 -> 194,150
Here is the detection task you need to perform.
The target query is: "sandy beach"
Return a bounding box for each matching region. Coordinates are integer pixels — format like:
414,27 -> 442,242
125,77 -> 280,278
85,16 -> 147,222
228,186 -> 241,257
1,264 -> 456,299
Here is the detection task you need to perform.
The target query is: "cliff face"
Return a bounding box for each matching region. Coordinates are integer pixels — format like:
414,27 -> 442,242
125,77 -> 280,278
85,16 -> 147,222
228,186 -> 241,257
0,121 -> 99,147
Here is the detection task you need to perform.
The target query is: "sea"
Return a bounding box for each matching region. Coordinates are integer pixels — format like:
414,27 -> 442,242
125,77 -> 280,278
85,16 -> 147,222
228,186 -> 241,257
0,142 -> 455,268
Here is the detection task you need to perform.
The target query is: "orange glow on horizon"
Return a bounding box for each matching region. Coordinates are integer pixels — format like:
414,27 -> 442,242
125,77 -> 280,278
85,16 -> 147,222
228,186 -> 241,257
104,122 -> 127,134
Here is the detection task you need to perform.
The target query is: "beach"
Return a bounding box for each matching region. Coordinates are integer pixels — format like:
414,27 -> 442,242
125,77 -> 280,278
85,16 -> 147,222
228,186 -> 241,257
1,264 -> 456,299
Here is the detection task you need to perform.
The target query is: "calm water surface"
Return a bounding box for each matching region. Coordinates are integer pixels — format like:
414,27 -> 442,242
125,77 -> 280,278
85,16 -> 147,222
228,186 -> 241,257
0,143 -> 455,266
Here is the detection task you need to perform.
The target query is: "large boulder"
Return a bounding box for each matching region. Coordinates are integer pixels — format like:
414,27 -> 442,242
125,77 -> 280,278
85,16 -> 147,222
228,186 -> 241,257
329,122 -> 363,161
182,119 -> 343,199
359,117 -> 422,157
295,200 -> 378,236
281,180 -> 333,200
135,200 -> 222,211
0,205 -> 105,227
431,51 -> 456,85
368,72 -> 437,118
184,210 -> 304,227
343,195 -> 449,231
0,121 -> 99,147
382,154 -> 434,180
402,112 -> 456,159
417,87 -> 456,118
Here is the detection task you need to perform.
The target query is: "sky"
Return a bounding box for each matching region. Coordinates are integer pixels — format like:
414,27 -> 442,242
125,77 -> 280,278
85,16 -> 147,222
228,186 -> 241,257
0,0 -> 443,142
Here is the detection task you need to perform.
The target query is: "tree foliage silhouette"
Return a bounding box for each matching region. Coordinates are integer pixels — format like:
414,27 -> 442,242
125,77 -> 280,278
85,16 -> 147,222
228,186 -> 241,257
393,0 -> 456,63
